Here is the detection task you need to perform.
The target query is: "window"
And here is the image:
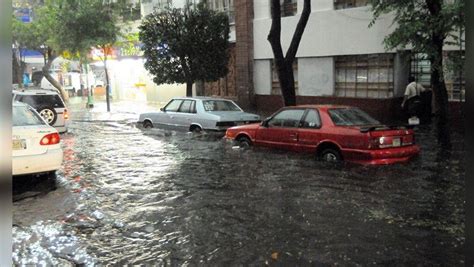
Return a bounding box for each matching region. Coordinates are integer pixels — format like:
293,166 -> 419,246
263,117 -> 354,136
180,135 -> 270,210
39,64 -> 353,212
302,109 -> 321,128
13,106 -> 44,126
271,60 -> 298,95
281,0 -> 297,17
16,95 -> 65,108
444,51 -> 465,101
335,54 -> 394,98
178,100 -> 195,113
268,109 -> 305,128
202,100 -> 241,111
205,0 -> 235,24
334,0 -> 368,9
410,52 -> 465,102
410,53 -> 431,89
164,99 -> 183,112
328,108 -> 380,126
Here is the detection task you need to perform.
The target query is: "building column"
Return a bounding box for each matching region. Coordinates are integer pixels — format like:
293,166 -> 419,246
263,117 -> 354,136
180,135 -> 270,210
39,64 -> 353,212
234,0 -> 254,109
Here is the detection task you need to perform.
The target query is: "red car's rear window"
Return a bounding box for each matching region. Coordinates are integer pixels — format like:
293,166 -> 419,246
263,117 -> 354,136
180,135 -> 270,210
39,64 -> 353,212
328,108 -> 380,126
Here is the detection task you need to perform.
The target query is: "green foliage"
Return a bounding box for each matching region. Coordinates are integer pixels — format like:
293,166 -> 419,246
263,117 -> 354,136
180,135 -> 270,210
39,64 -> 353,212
54,0 -> 120,57
139,4 -> 230,86
12,0 -> 120,59
368,0 -> 464,55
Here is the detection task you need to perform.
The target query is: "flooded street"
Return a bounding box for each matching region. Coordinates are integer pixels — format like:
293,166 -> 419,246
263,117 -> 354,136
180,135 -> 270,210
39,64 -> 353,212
12,99 -> 465,265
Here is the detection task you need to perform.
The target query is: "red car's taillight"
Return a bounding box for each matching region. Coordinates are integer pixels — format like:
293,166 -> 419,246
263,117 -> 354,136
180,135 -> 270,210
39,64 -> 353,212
64,109 -> 69,120
40,133 -> 60,145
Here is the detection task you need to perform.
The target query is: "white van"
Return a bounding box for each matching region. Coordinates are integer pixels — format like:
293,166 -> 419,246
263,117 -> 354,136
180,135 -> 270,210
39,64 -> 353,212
41,71 -> 81,96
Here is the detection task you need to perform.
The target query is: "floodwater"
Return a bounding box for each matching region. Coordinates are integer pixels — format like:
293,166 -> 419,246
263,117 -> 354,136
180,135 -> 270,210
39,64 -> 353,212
12,100 -> 465,266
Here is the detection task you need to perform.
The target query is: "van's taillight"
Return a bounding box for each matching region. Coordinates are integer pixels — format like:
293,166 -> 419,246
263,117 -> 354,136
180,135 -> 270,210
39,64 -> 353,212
64,109 -> 69,120
40,133 -> 60,145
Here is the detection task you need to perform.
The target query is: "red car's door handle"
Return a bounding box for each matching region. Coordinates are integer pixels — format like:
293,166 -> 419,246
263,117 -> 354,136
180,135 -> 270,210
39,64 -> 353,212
289,133 -> 298,141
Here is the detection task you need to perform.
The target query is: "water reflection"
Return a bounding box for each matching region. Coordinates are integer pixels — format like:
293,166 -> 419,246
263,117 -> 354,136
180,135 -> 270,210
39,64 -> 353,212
12,101 -> 464,265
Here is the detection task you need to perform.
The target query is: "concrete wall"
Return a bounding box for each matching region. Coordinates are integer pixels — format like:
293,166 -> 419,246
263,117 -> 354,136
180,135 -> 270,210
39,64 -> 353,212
253,5 -> 394,59
298,57 -> 334,96
254,60 -> 272,95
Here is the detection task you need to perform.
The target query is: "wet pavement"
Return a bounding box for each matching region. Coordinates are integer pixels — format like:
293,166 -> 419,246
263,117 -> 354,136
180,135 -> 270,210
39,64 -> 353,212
12,98 -> 465,265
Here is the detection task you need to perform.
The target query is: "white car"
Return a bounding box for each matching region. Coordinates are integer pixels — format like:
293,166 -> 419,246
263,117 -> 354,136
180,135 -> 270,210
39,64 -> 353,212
12,102 -> 63,176
138,97 -> 261,132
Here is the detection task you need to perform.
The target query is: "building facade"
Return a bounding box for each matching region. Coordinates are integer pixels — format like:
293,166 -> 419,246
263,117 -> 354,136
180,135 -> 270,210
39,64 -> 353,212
205,0 -> 464,123
117,0 -> 463,122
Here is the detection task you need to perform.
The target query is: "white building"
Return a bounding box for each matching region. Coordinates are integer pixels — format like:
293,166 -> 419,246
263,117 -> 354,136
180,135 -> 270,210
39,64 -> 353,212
246,0 -> 464,120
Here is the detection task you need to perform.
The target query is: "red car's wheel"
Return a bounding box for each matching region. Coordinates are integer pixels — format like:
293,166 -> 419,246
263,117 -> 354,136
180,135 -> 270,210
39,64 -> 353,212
236,136 -> 251,149
319,148 -> 342,162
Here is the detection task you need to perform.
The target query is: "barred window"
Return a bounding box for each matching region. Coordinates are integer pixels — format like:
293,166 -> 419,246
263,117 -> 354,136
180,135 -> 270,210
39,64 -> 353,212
443,51 -> 465,101
411,52 -> 465,102
205,0 -> 235,24
281,0 -> 297,17
334,0 -> 368,10
410,53 -> 431,89
335,54 -> 394,98
271,60 -> 298,95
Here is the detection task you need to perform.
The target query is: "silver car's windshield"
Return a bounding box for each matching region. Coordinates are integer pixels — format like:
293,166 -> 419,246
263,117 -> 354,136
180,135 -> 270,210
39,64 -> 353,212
13,106 -> 45,126
203,100 -> 241,112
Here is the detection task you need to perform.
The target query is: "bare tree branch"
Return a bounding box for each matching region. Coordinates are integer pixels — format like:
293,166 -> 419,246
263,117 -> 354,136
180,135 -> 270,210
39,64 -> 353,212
286,0 -> 311,63
267,0 -> 284,61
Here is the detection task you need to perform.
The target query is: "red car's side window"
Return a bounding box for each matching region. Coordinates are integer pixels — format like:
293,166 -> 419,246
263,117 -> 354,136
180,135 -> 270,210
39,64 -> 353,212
268,109 -> 305,128
301,109 -> 321,129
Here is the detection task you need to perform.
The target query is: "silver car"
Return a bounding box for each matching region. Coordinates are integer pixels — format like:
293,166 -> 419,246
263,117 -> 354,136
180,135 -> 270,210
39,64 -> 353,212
138,97 -> 261,132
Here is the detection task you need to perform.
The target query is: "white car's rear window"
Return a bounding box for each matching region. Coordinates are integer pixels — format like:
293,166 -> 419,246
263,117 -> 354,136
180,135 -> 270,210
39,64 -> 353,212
13,106 -> 45,126
203,100 -> 241,112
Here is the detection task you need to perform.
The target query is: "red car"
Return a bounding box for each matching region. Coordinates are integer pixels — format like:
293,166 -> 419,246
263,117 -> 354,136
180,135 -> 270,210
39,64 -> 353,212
225,105 -> 420,165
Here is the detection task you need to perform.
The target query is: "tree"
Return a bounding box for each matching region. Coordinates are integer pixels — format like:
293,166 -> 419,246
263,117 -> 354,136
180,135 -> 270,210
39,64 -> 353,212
12,16 -> 31,87
369,0 -> 464,148
54,0 -> 120,111
267,0 -> 311,106
11,1 -> 70,101
139,4 -> 230,97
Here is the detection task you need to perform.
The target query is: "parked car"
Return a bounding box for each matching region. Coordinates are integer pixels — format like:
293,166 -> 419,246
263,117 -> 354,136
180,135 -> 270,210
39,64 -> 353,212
138,97 -> 261,132
225,105 -> 420,165
12,89 -> 69,133
12,102 -> 63,176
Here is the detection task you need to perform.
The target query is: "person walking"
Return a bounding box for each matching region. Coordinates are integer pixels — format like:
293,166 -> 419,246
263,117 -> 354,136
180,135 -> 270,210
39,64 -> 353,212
401,76 -> 426,123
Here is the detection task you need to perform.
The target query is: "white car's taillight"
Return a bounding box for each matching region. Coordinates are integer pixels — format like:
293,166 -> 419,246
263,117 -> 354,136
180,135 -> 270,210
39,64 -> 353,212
64,109 -> 69,120
40,133 -> 60,145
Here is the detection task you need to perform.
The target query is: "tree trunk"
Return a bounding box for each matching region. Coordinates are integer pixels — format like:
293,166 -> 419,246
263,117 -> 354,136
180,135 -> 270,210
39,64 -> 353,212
426,0 -> 451,148
42,52 -> 69,102
267,0 -> 311,106
195,80 -> 204,96
430,37 -> 451,148
104,56 -> 111,112
12,52 -> 23,87
186,80 -> 193,97
276,61 -> 296,106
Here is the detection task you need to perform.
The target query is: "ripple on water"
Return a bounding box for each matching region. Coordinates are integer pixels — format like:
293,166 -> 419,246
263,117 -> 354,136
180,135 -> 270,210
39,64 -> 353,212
12,103 -> 465,265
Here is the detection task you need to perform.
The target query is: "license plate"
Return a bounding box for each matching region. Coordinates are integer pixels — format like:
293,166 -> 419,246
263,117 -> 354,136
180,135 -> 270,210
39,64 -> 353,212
392,138 -> 401,147
12,139 -> 27,150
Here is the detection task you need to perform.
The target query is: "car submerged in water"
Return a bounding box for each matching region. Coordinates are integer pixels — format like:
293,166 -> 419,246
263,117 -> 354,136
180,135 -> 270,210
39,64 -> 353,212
225,105 -> 420,165
138,97 -> 261,132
